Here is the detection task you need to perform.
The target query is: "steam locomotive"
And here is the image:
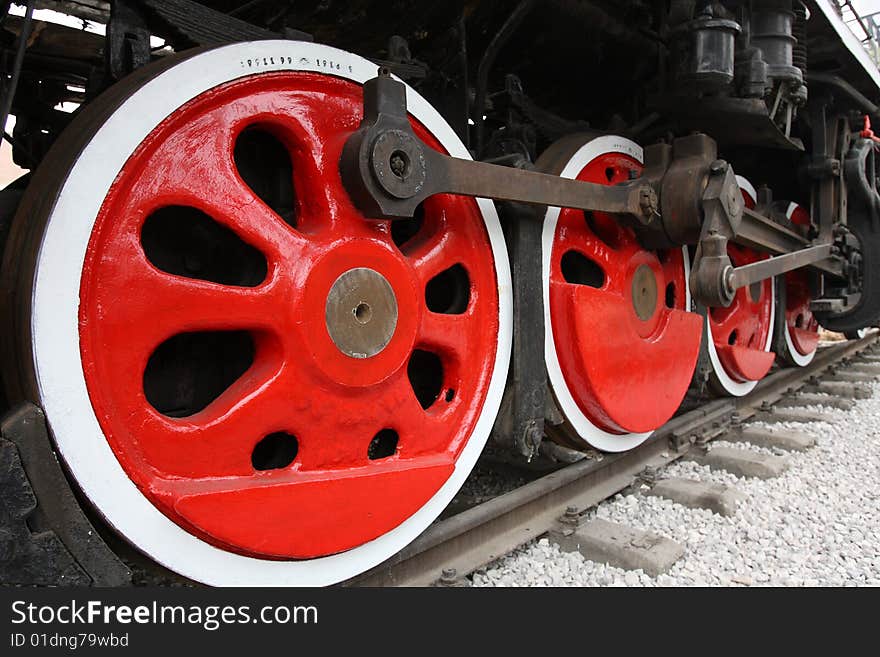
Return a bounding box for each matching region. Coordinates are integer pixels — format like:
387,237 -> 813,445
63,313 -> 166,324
0,0 -> 877,586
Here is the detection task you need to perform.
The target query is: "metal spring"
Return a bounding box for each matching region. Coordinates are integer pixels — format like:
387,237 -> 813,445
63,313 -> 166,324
792,3 -> 808,77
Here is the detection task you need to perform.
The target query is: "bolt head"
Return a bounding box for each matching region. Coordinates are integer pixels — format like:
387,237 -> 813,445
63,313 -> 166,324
369,129 -> 427,200
709,159 -> 728,174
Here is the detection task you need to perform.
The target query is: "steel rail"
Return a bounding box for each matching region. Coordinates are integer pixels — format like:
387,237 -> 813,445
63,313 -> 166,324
348,334 -> 879,587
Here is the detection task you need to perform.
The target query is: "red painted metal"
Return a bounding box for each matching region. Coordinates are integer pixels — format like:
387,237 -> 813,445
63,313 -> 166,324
77,72 -> 500,558
708,188 -> 775,383
549,152 -> 702,434
860,115 -> 880,145
788,202 -> 812,227
785,270 -> 820,356
782,202 -> 819,357
708,244 -> 775,381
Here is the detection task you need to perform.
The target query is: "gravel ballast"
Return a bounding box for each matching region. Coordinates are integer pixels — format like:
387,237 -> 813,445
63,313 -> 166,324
472,383 -> 880,587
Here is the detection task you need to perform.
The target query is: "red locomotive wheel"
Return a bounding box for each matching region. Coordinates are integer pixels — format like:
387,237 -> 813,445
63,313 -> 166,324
542,135 -> 702,451
704,177 -> 776,396
777,203 -> 820,366
5,42 -> 511,586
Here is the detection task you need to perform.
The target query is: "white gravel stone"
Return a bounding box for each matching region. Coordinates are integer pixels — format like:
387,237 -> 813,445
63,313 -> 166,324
472,381 -> 880,587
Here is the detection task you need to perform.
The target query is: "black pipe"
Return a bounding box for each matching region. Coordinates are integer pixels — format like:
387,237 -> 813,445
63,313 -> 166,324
807,72 -> 879,117
473,0 -> 537,157
0,0 -> 35,149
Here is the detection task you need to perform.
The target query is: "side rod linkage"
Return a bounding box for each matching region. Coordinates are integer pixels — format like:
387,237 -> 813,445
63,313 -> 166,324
340,69 -> 658,226
339,69 -> 841,308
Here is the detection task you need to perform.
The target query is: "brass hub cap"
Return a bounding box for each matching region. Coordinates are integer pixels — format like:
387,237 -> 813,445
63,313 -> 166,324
631,264 -> 658,322
325,267 -> 399,358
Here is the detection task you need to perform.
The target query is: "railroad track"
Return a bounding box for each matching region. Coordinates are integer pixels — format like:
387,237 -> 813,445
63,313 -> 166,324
348,333 -> 880,587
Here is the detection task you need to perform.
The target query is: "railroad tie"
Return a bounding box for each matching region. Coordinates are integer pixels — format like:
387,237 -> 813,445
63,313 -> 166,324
757,407 -> 830,424
686,446 -> 789,479
646,478 -> 744,517
728,426 -> 816,452
549,518 -> 684,577
802,381 -> 872,400
776,394 -> 854,411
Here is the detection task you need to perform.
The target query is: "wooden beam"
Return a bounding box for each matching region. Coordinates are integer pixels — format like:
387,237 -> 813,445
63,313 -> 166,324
34,1 -> 110,24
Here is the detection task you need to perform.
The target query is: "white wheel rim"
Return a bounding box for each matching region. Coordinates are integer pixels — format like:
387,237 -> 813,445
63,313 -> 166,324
29,41 -> 512,586
541,135 -> 692,452
785,321 -> 817,366
735,175 -> 757,206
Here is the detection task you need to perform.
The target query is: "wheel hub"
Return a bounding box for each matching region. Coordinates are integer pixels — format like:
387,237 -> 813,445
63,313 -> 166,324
325,267 -> 398,359
631,264 -> 658,322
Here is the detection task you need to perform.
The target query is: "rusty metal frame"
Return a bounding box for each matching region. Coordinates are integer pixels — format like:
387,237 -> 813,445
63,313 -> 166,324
339,69 -> 846,308
340,70 -> 658,224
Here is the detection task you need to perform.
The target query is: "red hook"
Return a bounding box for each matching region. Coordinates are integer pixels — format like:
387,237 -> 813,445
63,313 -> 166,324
860,115 -> 880,144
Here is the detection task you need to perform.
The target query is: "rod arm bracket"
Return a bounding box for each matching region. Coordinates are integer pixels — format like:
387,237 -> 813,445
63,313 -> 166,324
340,69 -> 656,223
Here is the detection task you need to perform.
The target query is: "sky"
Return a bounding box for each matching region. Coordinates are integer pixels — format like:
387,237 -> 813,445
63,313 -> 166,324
853,0 -> 880,15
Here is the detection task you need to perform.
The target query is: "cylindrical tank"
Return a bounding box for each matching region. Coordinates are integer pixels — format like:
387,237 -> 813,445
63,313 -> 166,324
751,0 -> 802,85
674,8 -> 741,92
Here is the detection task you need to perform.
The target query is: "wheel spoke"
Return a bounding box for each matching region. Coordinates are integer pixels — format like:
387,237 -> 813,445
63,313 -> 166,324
406,230 -> 474,285
660,251 -> 686,290
709,292 -> 744,335
144,159 -> 308,262
286,369 -> 429,470
85,254 -> 286,367
383,370 -> 463,457
554,216 -> 619,265
136,370 -> 292,479
417,311 -> 473,357
202,176 -> 312,262
218,81 -> 399,239
125,103 -> 312,261
589,213 -> 643,260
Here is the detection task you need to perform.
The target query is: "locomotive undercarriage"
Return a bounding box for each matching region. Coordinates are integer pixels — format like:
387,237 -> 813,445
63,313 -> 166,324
1,0 -> 879,585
